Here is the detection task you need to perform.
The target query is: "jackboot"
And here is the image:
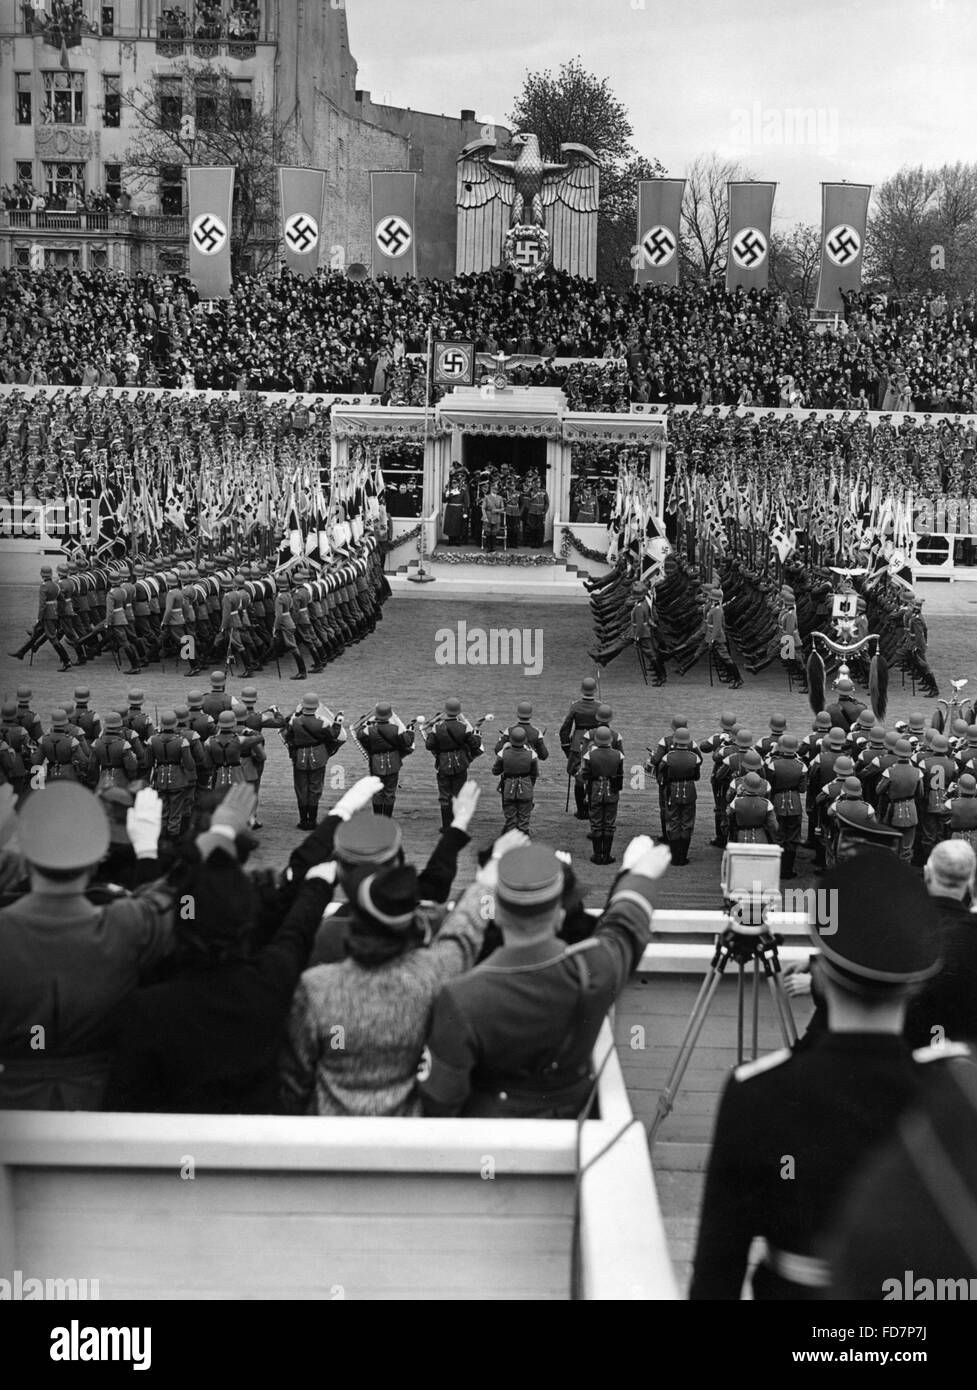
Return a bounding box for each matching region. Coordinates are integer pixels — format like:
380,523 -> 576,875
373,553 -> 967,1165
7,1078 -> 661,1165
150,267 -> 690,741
574,786 -> 589,820
591,836 -> 605,864
440,805 -> 453,831
604,835 -> 616,865
290,652 -> 308,680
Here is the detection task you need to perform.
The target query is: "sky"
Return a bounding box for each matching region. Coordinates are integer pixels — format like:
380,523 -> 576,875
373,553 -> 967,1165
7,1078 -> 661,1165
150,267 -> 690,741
347,0 -> 977,229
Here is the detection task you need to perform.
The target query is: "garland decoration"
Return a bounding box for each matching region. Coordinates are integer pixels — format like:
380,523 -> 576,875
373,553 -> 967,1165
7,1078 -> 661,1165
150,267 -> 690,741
560,528 -> 612,564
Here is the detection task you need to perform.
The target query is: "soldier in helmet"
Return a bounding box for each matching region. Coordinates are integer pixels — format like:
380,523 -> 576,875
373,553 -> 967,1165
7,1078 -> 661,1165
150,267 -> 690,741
206,708 -> 262,798
648,715 -> 690,840
559,676 -> 601,820
727,772 -> 780,844
149,710 -> 198,839
631,581 -> 667,686
657,726 -> 701,866
200,670 -> 233,722
765,733 -> 807,879
492,724 -> 539,835
699,711 -> 739,848
947,773 -> 977,850
877,739 -> 924,864
425,698 -> 484,831
355,702 -> 415,817
577,725 -> 625,864
91,711 -> 140,796
38,709 -> 87,783
283,693 -> 345,829
917,733 -> 957,864
494,701 -> 548,761
826,676 -> 867,733
0,700 -> 36,799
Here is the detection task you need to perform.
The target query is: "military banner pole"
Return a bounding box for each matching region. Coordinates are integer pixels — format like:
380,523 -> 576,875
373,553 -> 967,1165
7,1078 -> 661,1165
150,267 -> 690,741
409,324 -> 436,584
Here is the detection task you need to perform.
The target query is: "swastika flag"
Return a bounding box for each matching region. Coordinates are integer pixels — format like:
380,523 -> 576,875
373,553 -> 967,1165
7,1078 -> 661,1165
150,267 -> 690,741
279,166 -> 325,277
371,171 -> 418,279
635,179 -> 685,287
433,340 -> 475,386
187,166 -> 234,300
726,181 -> 776,291
816,182 -> 872,313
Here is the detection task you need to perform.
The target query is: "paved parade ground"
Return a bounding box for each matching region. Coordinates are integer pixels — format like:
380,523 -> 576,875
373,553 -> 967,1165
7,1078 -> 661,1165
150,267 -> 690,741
4,577 -> 977,910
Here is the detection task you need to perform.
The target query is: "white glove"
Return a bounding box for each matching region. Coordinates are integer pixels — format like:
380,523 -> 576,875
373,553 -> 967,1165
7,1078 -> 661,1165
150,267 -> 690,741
622,835 -> 657,872
332,775 -> 383,821
305,861 -> 338,886
126,787 -> 163,859
450,781 -> 480,832
555,850 -> 572,866
626,840 -> 672,881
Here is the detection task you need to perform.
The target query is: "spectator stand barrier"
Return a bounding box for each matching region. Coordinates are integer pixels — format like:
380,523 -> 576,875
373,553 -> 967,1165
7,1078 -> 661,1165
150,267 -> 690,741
0,1022 -> 676,1302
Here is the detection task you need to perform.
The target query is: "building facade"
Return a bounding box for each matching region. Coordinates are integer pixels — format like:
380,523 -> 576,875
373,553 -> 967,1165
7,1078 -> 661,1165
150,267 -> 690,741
0,0 -> 507,279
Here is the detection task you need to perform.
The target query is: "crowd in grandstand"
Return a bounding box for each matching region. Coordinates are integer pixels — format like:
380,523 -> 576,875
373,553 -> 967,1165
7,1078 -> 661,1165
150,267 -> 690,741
5,267 -> 977,413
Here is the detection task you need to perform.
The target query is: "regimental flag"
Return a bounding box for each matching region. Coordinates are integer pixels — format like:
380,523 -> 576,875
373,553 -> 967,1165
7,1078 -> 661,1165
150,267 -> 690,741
432,339 -> 475,387
279,166 -> 325,278
187,166 -> 235,300
371,172 -> 417,279
815,182 -> 872,313
726,181 -> 776,291
635,179 -> 685,286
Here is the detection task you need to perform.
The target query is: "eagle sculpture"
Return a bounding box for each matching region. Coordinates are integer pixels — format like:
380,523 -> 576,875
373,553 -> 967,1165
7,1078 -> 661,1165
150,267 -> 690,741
458,132 -> 600,228
456,132 -> 600,276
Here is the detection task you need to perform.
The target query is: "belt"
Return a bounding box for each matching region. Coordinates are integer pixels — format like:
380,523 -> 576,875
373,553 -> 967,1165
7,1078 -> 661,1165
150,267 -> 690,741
762,1244 -> 831,1289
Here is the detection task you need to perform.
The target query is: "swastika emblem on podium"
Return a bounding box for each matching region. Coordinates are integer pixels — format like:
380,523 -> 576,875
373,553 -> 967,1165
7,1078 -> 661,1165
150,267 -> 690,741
825,223 -> 861,266
375,215 -> 413,258
284,212 -> 319,254
434,343 -> 474,384
190,213 -> 228,256
640,225 -> 677,267
512,236 -> 542,269
731,226 -> 768,269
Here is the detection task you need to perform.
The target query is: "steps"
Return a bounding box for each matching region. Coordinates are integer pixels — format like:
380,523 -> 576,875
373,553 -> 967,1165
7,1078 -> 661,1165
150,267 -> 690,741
387,548 -> 593,600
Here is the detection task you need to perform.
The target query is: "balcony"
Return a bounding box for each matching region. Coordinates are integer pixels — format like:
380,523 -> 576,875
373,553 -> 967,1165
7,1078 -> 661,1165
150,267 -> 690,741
154,36 -> 261,58
0,210 -> 277,241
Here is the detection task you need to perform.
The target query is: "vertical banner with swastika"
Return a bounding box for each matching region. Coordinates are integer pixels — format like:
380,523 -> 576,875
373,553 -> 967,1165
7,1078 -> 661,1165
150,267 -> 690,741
634,179 -> 685,286
187,166 -> 234,299
815,182 -> 872,312
279,166 -> 325,277
432,340 -> 475,386
725,181 -> 776,291
370,171 -> 417,279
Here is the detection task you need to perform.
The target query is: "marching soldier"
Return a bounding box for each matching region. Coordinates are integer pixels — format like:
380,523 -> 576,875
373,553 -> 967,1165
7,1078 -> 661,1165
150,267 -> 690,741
8,564 -> 74,671
90,711 -> 140,795
560,677 -> 601,820
149,710 -> 198,839
632,581 -> 667,686
355,703 -> 415,817
494,701 -> 548,761
658,726 -> 701,866
703,584 -> 743,688
765,733 -> 807,878
877,739 -> 924,864
947,773 -> 977,848
699,711 -> 739,848
425,698 -> 484,830
578,725 -> 625,864
283,693 -> 345,830
727,772 -> 780,844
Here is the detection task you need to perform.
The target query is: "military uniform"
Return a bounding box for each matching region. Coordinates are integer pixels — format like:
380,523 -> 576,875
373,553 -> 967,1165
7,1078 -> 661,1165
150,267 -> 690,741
560,678 -> 600,820
691,853 -> 948,1301
947,775 -> 977,849
149,712 -> 198,838
425,700 -> 483,830
632,586 -> 667,685
494,702 -> 548,762
9,564 -> 73,670
420,844 -> 658,1118
91,712 -> 139,796
0,702 -> 35,798
917,735 -> 957,861
699,713 -> 739,847
577,726 -> 625,864
38,711 -> 86,783
355,704 -> 415,816
658,729 -> 701,866
493,726 -> 539,835
877,741 -> 924,863
727,773 -> 779,844
765,734 -> 807,877
283,695 -> 344,829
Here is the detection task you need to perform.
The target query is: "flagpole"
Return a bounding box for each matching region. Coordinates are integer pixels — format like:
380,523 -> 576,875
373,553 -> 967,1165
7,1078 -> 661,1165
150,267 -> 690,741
409,322 -> 436,584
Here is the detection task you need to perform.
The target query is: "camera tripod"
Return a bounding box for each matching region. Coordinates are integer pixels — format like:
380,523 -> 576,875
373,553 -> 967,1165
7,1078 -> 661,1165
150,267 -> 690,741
647,920 -> 798,1147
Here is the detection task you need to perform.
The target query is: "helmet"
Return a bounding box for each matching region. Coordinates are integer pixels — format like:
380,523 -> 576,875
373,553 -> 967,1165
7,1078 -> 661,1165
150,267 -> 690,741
741,772 -> 764,795
516,701 -> 533,720
597,704 -> 613,723
735,729 -> 753,749
594,726 -> 613,747
672,728 -> 692,747
581,677 -> 598,696
778,733 -> 799,754
444,697 -> 462,716
508,726 -> 528,746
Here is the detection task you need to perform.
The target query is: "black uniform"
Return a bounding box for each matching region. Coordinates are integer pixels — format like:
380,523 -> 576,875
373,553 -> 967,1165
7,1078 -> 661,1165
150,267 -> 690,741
356,715 -> 415,816
492,739 -> 539,834
283,711 -> 344,829
559,695 -> 599,819
658,744 -> 701,866
425,713 -> 483,830
577,741 -> 625,864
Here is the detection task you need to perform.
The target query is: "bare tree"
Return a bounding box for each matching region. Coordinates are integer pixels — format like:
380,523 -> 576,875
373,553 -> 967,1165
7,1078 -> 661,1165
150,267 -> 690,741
118,60 -> 287,273
769,222 -> 821,305
865,166 -> 939,295
680,154 -> 752,283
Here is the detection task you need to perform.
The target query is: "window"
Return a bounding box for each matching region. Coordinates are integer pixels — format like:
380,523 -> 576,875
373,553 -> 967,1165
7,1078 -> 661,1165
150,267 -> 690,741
14,247 -> 31,268
48,249 -> 82,270
105,163 -> 123,202
230,78 -> 252,128
159,165 -> 183,215
159,76 -> 182,131
16,161 -> 33,184
42,71 -> 86,125
195,77 -> 218,132
101,5 -> 115,35
15,73 -> 32,125
43,161 -> 86,206
91,247 -> 108,269
103,75 -> 121,128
